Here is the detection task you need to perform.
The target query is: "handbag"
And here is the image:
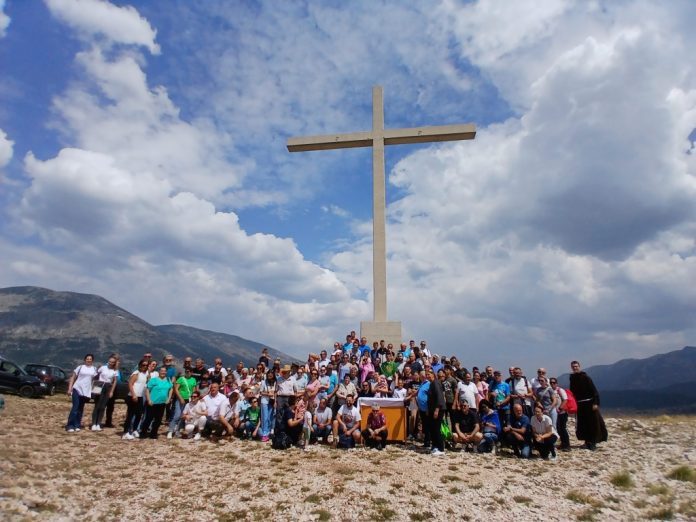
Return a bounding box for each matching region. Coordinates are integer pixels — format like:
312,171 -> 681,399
440,420 -> 452,441
91,381 -> 105,396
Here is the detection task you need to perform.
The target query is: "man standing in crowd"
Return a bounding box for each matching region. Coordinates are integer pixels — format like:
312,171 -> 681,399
490,371 -> 511,427
569,360 -> 607,451
426,369 -> 446,456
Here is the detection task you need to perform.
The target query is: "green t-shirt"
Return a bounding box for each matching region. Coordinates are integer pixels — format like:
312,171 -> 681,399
381,361 -> 398,377
176,376 -> 196,400
247,406 -> 260,424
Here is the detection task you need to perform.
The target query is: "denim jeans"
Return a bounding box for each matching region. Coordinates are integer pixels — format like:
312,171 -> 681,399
477,432 -> 498,453
168,400 -> 188,433
312,424 -> 332,440
123,396 -> 143,434
260,402 -> 275,437
66,390 -> 89,430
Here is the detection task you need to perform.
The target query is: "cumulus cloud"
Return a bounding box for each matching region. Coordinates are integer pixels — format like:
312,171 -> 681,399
0,0 -> 9,38
45,0 -> 160,54
0,128 -> 13,168
325,0 -> 696,372
2,1 -> 373,356
3,0 -> 695,371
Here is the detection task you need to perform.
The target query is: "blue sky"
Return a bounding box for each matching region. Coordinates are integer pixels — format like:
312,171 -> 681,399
0,0 -> 694,376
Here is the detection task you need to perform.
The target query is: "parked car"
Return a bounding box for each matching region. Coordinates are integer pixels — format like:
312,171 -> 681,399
0,356 -> 48,398
24,364 -> 69,396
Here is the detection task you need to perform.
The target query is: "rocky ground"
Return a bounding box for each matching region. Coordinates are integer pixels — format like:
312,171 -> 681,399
0,395 -> 694,521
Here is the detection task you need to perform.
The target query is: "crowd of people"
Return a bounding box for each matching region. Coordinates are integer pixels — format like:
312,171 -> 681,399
64,331 -> 608,458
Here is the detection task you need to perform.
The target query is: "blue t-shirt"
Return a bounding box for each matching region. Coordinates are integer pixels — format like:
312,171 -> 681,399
480,410 -> 501,434
147,377 -> 173,404
165,365 -> 177,381
490,381 -> 511,411
431,362 -> 444,374
416,381 -> 430,412
326,373 -> 338,395
359,345 -> 371,358
510,414 -> 532,441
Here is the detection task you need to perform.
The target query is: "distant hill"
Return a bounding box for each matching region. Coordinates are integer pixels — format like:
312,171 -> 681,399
557,346 -> 696,412
0,286 -> 296,370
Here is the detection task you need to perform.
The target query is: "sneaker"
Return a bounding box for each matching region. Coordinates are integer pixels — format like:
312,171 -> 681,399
67,428 -> 75,433
326,434 -> 334,444
431,448 -> 445,456
122,433 -> 134,440
193,433 -> 201,441
92,425 -> 102,432
261,435 -> 269,442
550,454 -> 557,461
132,430 -> 139,438
74,427 -> 81,432
167,432 -> 173,440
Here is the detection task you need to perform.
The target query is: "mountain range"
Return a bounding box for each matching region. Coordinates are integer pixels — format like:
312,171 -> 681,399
558,346 -> 696,413
0,286 -> 295,370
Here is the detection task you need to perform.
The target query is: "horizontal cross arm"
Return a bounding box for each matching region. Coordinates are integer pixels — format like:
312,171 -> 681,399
383,123 -> 476,145
287,131 -> 373,152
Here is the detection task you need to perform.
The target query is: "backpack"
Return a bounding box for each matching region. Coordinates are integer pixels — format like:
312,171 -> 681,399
562,388 -> 578,414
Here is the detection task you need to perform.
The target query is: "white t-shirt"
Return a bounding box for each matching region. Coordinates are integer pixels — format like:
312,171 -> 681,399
314,407 -> 333,425
184,400 -> 207,422
72,365 -> 97,397
531,414 -> 558,437
276,377 -> 295,396
337,404 -> 361,429
96,365 -> 118,384
511,377 -> 532,406
130,370 -> 148,398
203,393 -> 228,420
392,387 -> 407,400
456,381 -> 479,408
209,366 -> 228,378
318,359 -> 330,370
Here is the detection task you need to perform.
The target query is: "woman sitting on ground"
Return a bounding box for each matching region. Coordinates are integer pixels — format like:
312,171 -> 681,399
531,403 -> 558,459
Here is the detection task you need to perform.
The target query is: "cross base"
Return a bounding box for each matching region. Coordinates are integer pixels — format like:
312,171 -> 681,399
360,320 -> 402,349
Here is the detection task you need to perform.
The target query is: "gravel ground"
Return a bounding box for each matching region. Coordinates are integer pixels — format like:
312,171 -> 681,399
0,395 -> 694,521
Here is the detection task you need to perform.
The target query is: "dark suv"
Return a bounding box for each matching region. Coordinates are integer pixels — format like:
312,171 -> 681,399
0,356 -> 48,398
24,364 -> 69,396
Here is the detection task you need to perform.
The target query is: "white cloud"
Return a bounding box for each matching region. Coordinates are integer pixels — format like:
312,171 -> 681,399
3,0 -> 695,372
45,0 -> 160,54
0,128 -> 12,168
323,0 -> 696,373
0,0 -> 10,38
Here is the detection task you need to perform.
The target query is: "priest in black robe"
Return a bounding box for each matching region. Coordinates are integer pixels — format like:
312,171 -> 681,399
569,360 -> 608,450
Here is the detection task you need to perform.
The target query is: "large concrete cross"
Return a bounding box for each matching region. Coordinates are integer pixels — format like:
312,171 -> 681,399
287,86 -> 476,346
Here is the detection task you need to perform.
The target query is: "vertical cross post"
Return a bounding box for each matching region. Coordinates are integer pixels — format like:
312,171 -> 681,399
372,86 -> 388,322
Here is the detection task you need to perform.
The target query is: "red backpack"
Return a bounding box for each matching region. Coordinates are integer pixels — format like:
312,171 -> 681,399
562,388 -> 578,414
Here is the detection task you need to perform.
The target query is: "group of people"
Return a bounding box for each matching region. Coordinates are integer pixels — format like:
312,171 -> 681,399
64,331 -> 608,458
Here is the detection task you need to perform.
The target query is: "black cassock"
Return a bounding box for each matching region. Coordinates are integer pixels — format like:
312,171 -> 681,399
569,371 -> 608,445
